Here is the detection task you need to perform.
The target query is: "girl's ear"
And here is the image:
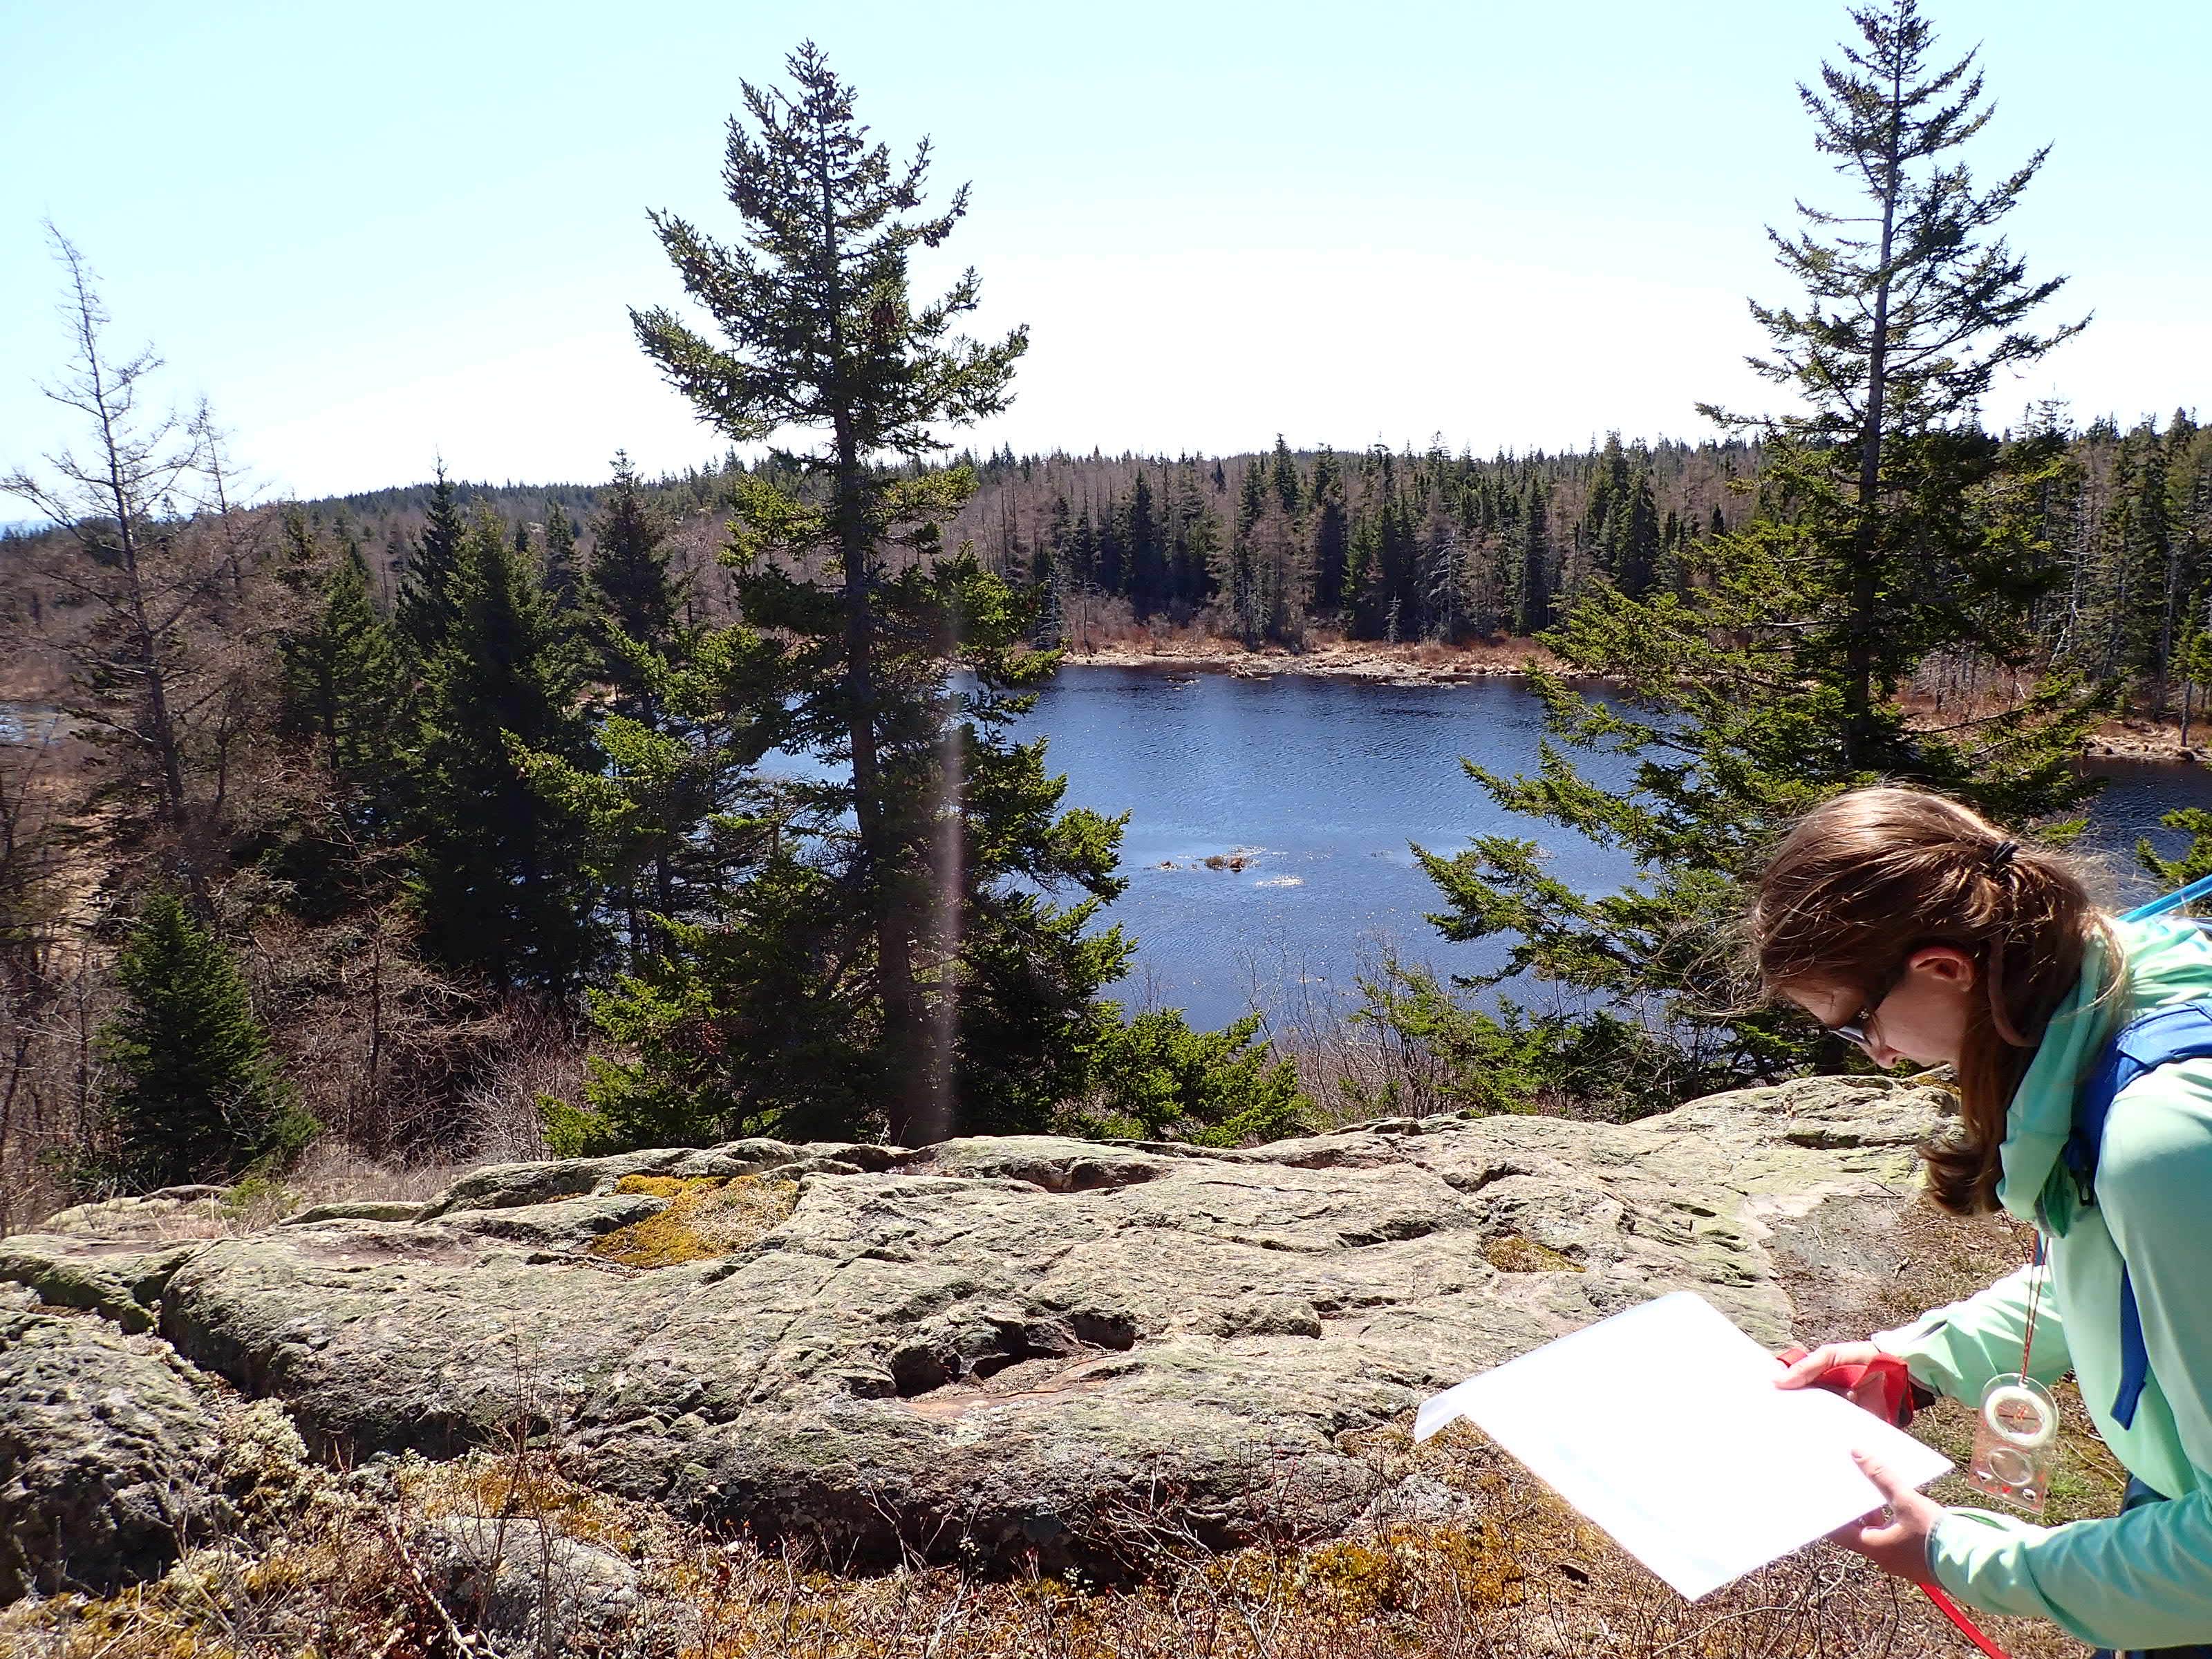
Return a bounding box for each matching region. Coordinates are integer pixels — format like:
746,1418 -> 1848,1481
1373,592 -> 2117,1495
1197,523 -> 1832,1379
1908,944 -> 1979,990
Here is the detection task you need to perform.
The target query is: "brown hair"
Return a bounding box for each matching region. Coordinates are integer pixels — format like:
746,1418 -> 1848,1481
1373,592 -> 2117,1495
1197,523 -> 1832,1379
1748,786 -> 2119,1215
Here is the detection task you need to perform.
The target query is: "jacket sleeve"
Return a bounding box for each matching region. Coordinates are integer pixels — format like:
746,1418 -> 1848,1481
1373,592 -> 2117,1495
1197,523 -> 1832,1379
1926,1498 -> 2212,1651
1923,1067 -> 2212,1651
1870,1261 -> 2070,1403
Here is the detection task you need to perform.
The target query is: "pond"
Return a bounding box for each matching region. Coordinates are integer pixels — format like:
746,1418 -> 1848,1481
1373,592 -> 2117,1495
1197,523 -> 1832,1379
1016,668 -> 2212,1029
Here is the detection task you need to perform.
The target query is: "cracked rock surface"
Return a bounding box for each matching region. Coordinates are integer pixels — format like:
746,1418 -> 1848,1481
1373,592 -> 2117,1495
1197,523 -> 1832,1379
0,1284 -> 231,1600
0,1076 -> 1944,1588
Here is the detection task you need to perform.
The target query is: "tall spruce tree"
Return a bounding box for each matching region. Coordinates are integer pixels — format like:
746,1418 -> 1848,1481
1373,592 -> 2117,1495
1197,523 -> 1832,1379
541,500 -> 582,611
611,44 -> 1128,1147
396,463 -> 467,659
1707,0 -> 2087,767
1515,478 -> 1552,635
408,505 -> 601,991
91,890 -> 306,1190
278,536 -> 407,791
1376,0 -> 2105,1119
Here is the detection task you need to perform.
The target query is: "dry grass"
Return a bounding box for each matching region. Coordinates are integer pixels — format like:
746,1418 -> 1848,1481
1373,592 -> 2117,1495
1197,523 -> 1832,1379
1052,624 -> 1566,678
0,1412 -> 2050,1659
18,1144 -> 485,1243
1224,931 -> 1507,1127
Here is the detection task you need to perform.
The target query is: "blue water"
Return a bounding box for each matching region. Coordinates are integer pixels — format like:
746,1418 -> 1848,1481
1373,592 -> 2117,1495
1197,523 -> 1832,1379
1015,668 -> 2212,1029
0,703 -> 64,745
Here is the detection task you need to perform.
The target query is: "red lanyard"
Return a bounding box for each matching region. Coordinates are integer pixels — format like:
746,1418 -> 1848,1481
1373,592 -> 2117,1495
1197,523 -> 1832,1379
1925,1584 -> 2012,1658
1918,1237 -> 2047,1659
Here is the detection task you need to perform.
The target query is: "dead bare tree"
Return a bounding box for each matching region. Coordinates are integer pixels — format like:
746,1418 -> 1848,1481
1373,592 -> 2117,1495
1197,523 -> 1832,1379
1,226 -> 252,907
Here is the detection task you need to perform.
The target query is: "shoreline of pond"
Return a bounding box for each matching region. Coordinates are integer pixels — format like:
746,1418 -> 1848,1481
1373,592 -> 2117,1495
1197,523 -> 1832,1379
1044,639 -> 2211,767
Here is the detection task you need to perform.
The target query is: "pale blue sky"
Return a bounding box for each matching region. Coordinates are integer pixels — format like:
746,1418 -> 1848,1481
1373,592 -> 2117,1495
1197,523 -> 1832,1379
3,1 -> 2205,502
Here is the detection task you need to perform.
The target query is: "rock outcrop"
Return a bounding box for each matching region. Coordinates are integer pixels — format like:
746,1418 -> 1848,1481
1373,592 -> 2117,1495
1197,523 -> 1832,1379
0,1076 -> 1947,1597
0,1285 -> 229,1600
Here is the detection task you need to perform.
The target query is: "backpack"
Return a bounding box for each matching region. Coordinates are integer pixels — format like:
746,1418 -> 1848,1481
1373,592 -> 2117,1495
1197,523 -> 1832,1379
2054,874 -> 2212,1430
2064,997 -> 2212,1429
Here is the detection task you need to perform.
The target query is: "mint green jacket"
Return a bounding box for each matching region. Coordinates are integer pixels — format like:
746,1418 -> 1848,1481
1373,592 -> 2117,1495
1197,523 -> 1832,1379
1873,912 -> 2212,1651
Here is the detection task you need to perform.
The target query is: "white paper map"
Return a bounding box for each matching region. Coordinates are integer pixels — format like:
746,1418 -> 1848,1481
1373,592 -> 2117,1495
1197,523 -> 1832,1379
1414,1291 -> 1951,1600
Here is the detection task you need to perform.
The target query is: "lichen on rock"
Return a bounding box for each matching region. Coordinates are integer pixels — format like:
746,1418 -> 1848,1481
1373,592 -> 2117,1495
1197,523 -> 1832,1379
0,1075 -> 1950,1595
0,1286 -> 231,1601
588,1174 -> 800,1267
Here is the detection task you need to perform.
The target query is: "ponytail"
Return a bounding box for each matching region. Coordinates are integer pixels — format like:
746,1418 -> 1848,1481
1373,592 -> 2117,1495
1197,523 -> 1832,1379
1750,787 -> 2120,1215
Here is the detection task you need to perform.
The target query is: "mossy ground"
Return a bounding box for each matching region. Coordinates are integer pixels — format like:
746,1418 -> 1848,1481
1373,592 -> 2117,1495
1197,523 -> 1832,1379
1481,1234 -> 1582,1273
588,1174 -> 800,1268
0,1417 -> 2081,1658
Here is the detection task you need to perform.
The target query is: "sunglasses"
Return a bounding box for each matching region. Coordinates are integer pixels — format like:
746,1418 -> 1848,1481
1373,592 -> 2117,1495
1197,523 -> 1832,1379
1823,957 -> 1915,1054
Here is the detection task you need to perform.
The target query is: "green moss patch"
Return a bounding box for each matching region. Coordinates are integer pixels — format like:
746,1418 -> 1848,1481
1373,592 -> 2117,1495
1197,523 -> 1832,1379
590,1175 -> 799,1268
1483,1235 -> 1582,1273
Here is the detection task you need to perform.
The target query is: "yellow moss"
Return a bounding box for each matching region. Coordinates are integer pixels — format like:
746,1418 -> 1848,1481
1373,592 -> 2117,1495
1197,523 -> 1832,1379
591,1174 -> 799,1268
414,1451 -> 641,1551
1483,1234 -> 1583,1273
612,1172 -> 695,1199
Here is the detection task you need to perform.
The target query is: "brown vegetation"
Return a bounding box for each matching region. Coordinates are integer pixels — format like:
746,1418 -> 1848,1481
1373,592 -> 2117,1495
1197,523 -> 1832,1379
1044,619 -> 1570,684
0,1383 -> 2085,1659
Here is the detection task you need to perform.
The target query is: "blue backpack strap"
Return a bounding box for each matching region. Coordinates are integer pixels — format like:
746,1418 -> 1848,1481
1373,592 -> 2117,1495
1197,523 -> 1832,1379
2069,1000 -> 2212,1428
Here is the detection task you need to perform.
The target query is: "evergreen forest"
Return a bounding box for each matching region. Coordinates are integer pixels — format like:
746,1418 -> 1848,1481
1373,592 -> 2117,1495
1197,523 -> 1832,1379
2,7 -> 2209,1222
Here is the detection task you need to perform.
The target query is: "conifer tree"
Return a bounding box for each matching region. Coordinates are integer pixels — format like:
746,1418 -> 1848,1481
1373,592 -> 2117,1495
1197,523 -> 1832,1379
1344,512 -> 1385,637
1380,0 -> 2103,1119
395,463 -> 468,661
1706,0 -> 2086,767
616,44 -> 1128,1146
1177,504 -> 1223,608
584,450 -> 686,715
541,500 -> 581,611
1515,478 -> 1552,634
1618,469 -> 1660,596
408,505 -> 601,991
1311,448 -> 1348,614
91,890 -> 307,1190
1582,433 -> 1629,579
1271,434 -> 1302,516
522,625 -> 779,974
279,538 -> 407,789
1126,469 -> 1165,615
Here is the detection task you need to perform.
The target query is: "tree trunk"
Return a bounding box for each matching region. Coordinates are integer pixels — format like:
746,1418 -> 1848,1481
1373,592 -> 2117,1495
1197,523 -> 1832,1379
836,433 -> 930,1145
1846,59 -> 1906,771
816,122 -> 931,1147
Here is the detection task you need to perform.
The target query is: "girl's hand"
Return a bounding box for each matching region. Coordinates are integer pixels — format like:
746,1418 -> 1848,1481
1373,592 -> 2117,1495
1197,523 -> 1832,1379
1775,1340 -> 1895,1416
1828,1449 -> 1942,1586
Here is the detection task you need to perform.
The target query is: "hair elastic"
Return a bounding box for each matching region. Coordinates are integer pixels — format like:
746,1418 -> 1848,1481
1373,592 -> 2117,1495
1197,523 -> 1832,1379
1983,838 -> 2021,873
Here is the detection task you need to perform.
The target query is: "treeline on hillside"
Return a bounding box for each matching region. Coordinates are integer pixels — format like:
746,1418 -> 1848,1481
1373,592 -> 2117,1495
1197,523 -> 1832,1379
138,404 -> 2211,715
957,434 -> 1741,646
941,415 -> 2212,715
